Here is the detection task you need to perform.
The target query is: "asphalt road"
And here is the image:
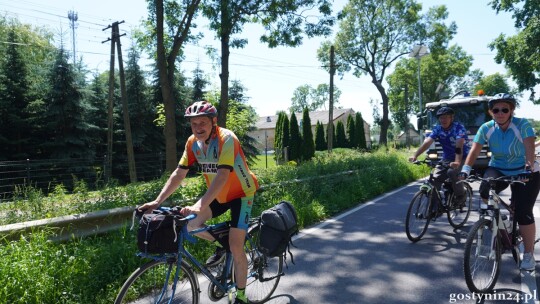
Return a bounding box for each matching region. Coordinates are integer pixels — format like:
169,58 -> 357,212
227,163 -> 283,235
208,180 -> 540,304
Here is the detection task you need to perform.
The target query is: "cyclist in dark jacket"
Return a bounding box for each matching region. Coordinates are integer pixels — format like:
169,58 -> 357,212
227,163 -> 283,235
409,107 -> 470,204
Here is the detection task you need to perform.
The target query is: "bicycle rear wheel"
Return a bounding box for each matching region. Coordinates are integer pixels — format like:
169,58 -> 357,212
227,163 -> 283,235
244,224 -> 283,303
463,219 -> 501,293
114,259 -> 199,304
405,190 -> 432,242
447,183 -> 473,228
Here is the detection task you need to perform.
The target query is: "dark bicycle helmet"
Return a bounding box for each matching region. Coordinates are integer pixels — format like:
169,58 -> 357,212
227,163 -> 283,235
436,106 -> 455,117
185,101 -> 218,118
488,93 -> 516,109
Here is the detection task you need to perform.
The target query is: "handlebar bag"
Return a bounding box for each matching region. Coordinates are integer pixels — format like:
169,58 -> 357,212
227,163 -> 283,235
137,211 -> 179,254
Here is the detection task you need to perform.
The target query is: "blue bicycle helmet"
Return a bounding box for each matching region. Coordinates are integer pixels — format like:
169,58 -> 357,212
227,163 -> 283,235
488,93 -> 516,109
436,106 -> 455,117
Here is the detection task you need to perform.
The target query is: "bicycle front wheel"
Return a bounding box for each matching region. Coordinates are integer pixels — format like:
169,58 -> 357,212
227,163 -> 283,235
245,225 -> 283,303
115,259 -> 199,304
447,183 -> 473,228
405,190 -> 432,242
463,219 -> 501,293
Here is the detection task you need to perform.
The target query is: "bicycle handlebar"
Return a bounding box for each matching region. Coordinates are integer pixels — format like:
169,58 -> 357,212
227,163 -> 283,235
464,174 -> 528,186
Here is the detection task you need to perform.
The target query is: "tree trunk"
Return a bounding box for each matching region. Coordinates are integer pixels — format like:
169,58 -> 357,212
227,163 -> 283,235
217,4 -> 230,128
373,79 -> 389,146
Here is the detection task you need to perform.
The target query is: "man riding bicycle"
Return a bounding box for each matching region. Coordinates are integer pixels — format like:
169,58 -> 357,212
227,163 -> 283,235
409,106 -> 470,206
138,101 -> 259,304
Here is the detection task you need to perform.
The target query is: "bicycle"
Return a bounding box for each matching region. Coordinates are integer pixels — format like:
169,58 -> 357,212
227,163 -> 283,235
115,207 -> 283,304
463,174 -> 540,293
405,159 -> 473,242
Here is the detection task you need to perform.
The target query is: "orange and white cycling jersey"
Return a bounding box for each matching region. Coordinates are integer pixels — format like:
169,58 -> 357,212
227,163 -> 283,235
178,126 -> 259,203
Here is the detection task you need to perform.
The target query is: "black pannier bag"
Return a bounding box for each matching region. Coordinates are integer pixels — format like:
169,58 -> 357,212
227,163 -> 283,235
259,201 -> 298,263
137,210 -> 179,254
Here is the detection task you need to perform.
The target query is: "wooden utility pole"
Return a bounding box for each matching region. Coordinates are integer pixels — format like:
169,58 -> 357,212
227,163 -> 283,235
327,45 -> 335,152
103,21 -> 137,183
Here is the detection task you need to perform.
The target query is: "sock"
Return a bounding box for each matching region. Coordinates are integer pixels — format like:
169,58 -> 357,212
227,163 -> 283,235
236,288 -> 247,302
214,240 -> 223,248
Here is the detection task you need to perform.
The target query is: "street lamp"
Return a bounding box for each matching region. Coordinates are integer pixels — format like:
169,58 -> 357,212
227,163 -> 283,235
409,45 -> 429,113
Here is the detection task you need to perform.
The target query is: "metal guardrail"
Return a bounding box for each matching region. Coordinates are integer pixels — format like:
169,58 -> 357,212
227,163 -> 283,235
0,169 -> 362,241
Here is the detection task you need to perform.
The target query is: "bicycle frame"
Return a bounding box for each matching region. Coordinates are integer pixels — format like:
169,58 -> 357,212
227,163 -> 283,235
137,216 -> 259,303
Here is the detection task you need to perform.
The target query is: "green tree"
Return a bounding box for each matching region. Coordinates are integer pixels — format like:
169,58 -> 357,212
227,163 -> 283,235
335,120 -> 347,148
346,114 -> 356,148
301,108 -> 315,161
136,0 -> 201,172
201,0 -> 334,128
87,72 -> 109,157
318,1 -> 456,145
290,83 -> 342,112
474,73 -> 513,97
315,121 -> 326,151
281,113 -> 290,162
489,0 -> 540,103
39,47 -> 94,159
191,61 -> 208,101
0,27 -> 30,160
355,112 -> 367,149
387,45 -> 473,116
289,113 -> 302,162
274,111 -> 284,162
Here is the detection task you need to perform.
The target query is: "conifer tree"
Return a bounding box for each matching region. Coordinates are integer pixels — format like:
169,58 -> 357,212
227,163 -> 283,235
281,114 -> 290,162
347,114 -> 356,149
301,108 -> 315,161
315,121 -> 326,151
356,112 -> 367,149
289,113 -> 301,162
0,28 -> 30,159
336,120 -> 347,148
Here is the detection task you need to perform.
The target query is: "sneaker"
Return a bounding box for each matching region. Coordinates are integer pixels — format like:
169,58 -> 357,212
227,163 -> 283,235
234,298 -> 249,304
205,246 -> 226,267
521,252 -> 536,271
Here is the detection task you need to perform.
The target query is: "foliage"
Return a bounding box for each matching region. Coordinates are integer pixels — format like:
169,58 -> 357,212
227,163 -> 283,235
315,121 -> 326,151
387,45 -> 472,117
335,120 -> 347,148
288,113 -> 302,162
135,0 -> 201,172
356,112 -> 367,149
191,62 -> 209,101
346,114 -> 356,148
318,1 -> 456,145
489,0 -> 540,103
200,0 -> 334,127
0,149 -> 428,303
290,83 -> 341,112
225,99 -> 260,165
301,108 -> 315,161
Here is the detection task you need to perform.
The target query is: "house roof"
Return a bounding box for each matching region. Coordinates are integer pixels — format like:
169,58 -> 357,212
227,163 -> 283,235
256,108 -> 357,130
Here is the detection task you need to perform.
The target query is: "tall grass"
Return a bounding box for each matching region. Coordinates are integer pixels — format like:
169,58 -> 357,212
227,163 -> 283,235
0,148 -> 427,303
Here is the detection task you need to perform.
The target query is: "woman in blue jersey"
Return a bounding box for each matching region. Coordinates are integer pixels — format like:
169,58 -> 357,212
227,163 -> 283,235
460,93 -> 540,270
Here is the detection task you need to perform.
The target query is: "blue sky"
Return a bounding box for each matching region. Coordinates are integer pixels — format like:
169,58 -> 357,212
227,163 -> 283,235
2,0 -> 538,125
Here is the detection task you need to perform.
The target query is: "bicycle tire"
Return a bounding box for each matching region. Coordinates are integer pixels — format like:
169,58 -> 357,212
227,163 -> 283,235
244,224 -> 283,303
447,183 -> 473,228
405,190 -> 432,242
463,219 -> 501,293
114,258 -> 199,304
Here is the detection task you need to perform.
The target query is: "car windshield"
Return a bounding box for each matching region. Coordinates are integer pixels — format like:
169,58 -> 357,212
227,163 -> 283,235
427,103 -> 490,134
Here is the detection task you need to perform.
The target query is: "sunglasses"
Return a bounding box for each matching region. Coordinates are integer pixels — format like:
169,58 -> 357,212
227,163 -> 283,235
492,108 -> 510,114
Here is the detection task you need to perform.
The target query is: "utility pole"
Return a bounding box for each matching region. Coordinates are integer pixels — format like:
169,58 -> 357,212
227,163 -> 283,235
327,45 -> 335,153
103,21 -> 137,183
67,10 -> 78,65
